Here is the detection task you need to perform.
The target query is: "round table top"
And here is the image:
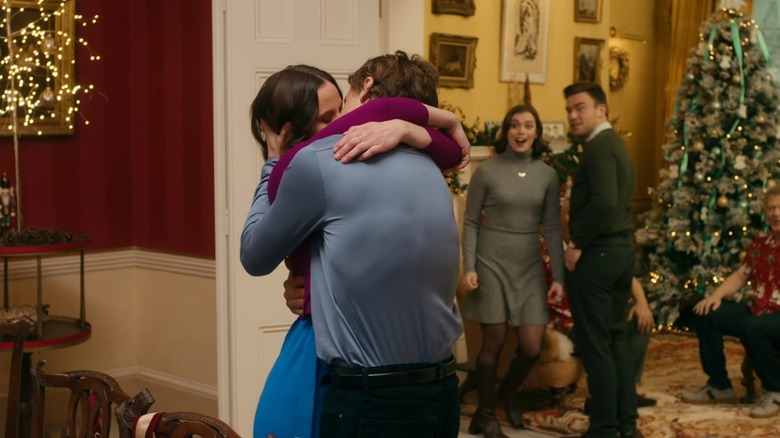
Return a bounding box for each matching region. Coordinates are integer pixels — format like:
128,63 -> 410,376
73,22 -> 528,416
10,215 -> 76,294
0,316 -> 91,352
0,231 -> 91,256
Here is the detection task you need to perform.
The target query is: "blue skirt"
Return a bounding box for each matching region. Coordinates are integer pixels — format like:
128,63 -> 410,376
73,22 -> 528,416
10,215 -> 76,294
253,317 -> 329,438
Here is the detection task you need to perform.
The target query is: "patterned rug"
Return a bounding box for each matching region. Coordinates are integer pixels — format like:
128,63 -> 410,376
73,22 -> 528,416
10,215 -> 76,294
460,333 -> 780,437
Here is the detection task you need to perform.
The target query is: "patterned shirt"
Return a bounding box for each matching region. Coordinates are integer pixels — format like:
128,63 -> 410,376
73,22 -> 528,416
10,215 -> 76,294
739,233 -> 780,315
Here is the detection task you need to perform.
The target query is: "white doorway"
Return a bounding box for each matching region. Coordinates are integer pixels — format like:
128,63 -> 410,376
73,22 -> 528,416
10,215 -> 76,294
211,0 -> 424,434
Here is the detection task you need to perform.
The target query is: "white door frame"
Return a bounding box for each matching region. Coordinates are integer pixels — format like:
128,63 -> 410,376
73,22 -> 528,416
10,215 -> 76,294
211,0 -> 424,426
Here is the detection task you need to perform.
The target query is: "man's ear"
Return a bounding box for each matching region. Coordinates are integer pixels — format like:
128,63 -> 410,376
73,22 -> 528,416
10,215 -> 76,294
597,103 -> 608,120
358,76 -> 374,103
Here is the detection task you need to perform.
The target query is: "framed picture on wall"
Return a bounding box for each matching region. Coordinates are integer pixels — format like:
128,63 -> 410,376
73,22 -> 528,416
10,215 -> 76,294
432,0 -> 476,16
429,33 -> 478,89
543,121 -> 569,152
573,37 -> 605,83
0,0 -> 76,136
574,0 -> 602,23
499,0 -> 551,83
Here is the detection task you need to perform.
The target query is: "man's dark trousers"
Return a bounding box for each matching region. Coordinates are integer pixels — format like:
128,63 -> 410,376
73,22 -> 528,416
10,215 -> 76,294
692,301 -> 780,392
319,373 -> 459,437
567,241 -> 637,437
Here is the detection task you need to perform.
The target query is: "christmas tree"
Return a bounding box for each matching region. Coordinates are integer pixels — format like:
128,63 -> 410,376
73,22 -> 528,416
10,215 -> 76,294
636,0 -> 780,326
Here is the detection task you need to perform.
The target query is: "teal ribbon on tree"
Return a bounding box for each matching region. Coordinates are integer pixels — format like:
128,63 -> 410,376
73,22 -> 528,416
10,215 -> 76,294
677,86 -> 701,188
702,193 -> 717,259
701,24 -> 747,259
757,29 -> 772,66
731,22 -> 746,106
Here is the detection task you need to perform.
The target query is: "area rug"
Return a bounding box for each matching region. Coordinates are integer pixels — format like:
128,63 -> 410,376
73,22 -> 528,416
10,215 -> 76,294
460,332 -> 780,437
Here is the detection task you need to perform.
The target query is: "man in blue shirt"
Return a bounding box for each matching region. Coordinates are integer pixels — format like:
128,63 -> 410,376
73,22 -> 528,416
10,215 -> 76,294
241,52 -> 463,438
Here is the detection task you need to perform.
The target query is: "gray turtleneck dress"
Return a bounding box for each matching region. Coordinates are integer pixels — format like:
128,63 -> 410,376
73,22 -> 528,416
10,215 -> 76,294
460,147 -> 564,325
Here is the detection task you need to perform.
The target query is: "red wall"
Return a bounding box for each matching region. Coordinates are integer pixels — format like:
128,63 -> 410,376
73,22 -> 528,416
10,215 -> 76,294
0,1 -> 215,257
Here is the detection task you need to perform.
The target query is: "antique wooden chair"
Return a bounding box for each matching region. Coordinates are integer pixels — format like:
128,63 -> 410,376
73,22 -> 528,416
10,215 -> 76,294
740,346 -> 780,403
30,360 -> 154,438
115,402 -> 242,438
1,316 -> 35,438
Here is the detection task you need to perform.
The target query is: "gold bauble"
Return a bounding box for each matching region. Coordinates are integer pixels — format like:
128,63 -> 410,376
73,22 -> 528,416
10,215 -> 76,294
757,114 -> 767,124
38,87 -> 55,109
732,73 -> 742,84
692,140 -> 705,152
768,179 -> 778,188
717,195 -> 729,208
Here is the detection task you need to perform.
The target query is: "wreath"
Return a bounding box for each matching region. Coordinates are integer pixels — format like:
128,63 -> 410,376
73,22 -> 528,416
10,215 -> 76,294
609,46 -> 630,91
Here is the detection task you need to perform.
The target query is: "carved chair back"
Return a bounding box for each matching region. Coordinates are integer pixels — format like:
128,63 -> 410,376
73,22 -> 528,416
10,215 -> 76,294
30,360 -> 155,438
115,406 -> 242,438
1,316 -> 35,438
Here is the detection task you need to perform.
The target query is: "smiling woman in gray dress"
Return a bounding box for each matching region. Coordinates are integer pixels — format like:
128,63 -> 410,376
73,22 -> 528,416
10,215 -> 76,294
461,104 -> 564,438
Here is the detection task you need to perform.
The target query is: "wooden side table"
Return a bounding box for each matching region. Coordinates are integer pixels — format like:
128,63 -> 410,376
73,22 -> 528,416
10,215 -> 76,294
0,232 -> 93,437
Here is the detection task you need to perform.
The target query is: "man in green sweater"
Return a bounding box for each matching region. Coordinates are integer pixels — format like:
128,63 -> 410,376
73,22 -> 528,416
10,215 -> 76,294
562,82 -> 639,438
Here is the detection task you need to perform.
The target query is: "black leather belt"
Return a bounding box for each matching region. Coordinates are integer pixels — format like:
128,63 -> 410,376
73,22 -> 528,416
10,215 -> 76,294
329,357 -> 457,388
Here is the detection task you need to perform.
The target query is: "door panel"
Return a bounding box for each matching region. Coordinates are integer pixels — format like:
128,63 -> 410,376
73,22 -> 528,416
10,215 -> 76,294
216,0 -> 380,434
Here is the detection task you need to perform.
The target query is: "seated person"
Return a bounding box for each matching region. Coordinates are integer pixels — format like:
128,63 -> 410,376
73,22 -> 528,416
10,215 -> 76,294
681,185 -> 780,419
626,277 -> 656,407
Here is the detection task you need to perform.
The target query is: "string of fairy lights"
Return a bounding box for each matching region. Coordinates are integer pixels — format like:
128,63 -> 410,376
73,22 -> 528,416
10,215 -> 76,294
0,0 -> 99,231
0,0 -> 99,135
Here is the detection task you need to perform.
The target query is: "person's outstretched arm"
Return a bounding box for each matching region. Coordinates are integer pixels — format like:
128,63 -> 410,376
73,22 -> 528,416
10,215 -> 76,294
692,270 -> 748,315
268,97 -> 466,202
330,98 -> 468,170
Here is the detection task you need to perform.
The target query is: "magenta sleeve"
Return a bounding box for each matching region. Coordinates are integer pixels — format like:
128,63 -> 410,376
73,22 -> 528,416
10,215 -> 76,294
268,97 -> 428,202
424,127 -> 461,170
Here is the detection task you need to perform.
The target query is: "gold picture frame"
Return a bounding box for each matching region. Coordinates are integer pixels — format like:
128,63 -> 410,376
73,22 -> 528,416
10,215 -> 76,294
573,37 -> 605,83
574,0 -> 602,23
432,0 -> 476,17
429,33 -> 478,89
499,0 -> 551,83
0,0 -> 76,136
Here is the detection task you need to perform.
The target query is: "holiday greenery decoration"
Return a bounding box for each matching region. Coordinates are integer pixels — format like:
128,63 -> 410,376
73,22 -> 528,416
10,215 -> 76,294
635,2 -> 780,326
439,102 -> 500,195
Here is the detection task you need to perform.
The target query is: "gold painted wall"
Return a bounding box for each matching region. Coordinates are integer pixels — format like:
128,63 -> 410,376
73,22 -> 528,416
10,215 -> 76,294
425,0 -> 612,135
425,0 -> 658,206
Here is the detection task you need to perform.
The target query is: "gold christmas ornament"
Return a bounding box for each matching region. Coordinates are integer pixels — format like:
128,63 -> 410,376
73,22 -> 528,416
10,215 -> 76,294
732,73 -> 742,83
768,179 -> 778,188
757,114 -> 767,124
717,195 -> 729,208
692,140 -> 705,151
38,87 -> 55,109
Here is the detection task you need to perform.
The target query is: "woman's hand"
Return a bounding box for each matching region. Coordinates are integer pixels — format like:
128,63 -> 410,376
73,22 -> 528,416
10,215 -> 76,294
442,122 -> 471,173
547,281 -> 565,305
461,272 -> 479,292
261,119 -> 286,158
333,121 -> 405,163
283,274 -> 305,316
